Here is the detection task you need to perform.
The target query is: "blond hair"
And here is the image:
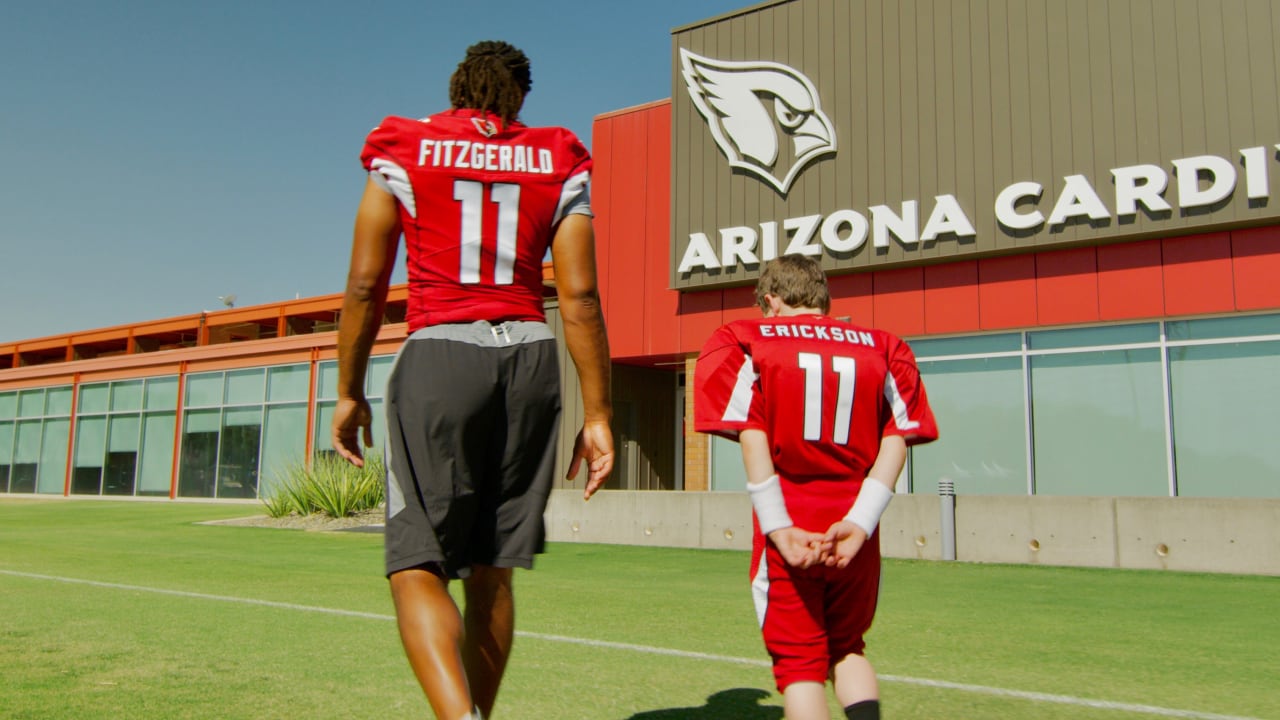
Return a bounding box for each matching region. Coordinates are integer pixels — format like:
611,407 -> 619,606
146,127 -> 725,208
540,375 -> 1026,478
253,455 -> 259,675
755,255 -> 831,313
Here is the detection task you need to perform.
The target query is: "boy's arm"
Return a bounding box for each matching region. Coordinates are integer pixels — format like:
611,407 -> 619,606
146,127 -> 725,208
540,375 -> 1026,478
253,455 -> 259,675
824,435 -> 907,568
740,429 -> 825,568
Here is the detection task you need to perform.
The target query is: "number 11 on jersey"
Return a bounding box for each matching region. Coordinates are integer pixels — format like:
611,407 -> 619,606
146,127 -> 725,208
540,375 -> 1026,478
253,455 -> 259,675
454,180 -> 520,285
799,352 -> 857,445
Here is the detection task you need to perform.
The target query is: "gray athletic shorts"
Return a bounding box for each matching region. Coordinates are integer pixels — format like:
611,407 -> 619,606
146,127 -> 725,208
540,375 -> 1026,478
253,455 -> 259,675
383,320 -> 562,579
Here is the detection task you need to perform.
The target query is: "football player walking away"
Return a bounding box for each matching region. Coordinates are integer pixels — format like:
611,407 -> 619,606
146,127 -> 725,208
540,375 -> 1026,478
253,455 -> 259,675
695,255 -> 938,720
333,41 -> 614,720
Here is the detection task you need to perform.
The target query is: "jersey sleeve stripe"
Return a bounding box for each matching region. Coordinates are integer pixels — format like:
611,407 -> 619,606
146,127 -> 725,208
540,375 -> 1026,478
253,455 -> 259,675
552,170 -> 591,225
883,373 -> 921,431
722,354 -> 758,422
369,158 -> 417,219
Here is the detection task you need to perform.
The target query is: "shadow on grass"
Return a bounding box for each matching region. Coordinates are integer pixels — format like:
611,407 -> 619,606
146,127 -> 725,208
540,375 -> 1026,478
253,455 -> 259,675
626,688 -> 782,719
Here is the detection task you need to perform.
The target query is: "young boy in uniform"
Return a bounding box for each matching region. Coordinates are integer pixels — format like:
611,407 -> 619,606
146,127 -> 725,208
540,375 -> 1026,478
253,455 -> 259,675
695,255 -> 938,720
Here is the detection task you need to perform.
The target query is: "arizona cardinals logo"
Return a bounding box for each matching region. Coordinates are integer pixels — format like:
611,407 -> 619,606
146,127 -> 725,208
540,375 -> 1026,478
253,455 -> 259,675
472,117 -> 498,138
680,49 -> 837,195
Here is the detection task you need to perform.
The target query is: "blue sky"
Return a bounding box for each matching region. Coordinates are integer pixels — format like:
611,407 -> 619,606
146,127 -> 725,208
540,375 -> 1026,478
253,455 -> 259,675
0,0 -> 747,343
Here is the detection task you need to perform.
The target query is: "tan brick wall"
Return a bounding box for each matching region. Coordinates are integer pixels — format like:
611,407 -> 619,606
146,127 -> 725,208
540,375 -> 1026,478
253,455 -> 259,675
683,354 -> 709,491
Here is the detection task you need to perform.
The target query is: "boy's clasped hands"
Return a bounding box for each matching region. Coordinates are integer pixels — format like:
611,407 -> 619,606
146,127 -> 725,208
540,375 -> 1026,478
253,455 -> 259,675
768,521 -> 869,570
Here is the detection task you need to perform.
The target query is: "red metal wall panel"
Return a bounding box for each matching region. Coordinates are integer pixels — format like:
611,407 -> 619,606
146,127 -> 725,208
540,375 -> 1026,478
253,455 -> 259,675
678,291 -> 723,352
1162,233 -> 1235,316
872,267 -> 925,337
602,112 -> 650,358
591,118 -> 613,318
1096,240 -> 1165,320
1035,247 -> 1100,326
924,262 -> 980,334
642,104 -> 680,356
828,272 -> 874,326
721,287 -> 759,323
977,255 -> 1037,329
1231,226 -> 1280,311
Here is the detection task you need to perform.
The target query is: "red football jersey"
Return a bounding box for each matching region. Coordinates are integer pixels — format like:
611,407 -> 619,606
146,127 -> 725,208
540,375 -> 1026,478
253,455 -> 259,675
360,110 -> 592,331
695,315 -> 938,487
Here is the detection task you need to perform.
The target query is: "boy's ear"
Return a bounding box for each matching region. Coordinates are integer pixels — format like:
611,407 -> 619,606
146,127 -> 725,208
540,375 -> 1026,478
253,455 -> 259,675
763,294 -> 784,317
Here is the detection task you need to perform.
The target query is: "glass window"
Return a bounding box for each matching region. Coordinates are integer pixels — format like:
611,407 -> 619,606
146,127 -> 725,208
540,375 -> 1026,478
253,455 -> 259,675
0,421 -> 14,492
45,387 -> 73,416
313,401 -> 335,453
317,361 -> 339,400
185,373 -> 224,408
78,384 -> 110,414
12,420 -> 43,492
37,419 -> 70,494
912,357 -> 1028,495
260,404 -> 307,497
110,381 -> 144,412
144,377 -> 179,411
18,390 -> 45,418
0,393 -> 15,420
1169,341 -> 1280,497
367,356 -> 395,397
267,364 -> 310,403
108,415 -> 141,452
368,399 -> 386,453
179,410 -> 220,498
1030,349 -> 1167,496
1028,323 -> 1159,350
73,417 -> 108,495
219,408 -> 261,498
709,435 -> 748,491
138,413 -> 176,497
104,414 -> 140,496
225,369 -> 265,405
1167,313 -> 1280,342
909,333 -> 1022,358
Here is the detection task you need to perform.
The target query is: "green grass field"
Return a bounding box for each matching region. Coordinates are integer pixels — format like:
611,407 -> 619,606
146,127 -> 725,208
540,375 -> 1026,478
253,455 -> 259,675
0,498 -> 1275,720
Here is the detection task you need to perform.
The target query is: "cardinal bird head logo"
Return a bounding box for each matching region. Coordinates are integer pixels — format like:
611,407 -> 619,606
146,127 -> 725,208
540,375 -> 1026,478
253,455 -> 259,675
680,48 -> 837,196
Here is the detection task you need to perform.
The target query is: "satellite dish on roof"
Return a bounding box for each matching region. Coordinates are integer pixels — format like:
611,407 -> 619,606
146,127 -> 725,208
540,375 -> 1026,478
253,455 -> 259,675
219,295 -> 237,308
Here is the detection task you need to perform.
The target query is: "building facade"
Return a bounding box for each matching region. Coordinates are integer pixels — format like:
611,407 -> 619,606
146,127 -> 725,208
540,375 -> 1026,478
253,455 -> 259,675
3,0 -> 1278,572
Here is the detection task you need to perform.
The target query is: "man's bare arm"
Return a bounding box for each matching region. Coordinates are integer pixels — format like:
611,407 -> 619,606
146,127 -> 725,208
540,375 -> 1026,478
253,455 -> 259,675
333,177 -> 401,466
551,214 -> 614,498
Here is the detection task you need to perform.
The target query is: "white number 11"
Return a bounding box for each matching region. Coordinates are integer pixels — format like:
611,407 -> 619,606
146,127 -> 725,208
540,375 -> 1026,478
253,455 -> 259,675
454,180 -> 520,285
798,352 -> 857,445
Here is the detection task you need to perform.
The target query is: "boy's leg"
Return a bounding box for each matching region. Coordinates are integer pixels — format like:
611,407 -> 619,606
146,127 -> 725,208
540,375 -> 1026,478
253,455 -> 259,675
389,567 -> 475,720
782,680 -> 831,720
462,565 -> 515,718
831,652 -> 879,711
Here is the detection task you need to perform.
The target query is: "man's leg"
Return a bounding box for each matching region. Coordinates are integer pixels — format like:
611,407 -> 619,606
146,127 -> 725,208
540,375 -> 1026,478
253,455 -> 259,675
831,653 -> 879,718
782,680 -> 830,720
462,565 -> 515,717
389,567 -> 474,720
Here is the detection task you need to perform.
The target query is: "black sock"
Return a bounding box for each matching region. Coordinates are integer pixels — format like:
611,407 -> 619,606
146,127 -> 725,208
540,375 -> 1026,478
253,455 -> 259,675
844,699 -> 880,720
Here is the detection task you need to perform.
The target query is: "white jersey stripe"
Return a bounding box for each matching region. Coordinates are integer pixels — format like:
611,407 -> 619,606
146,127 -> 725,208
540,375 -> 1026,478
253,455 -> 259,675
883,372 -> 920,431
368,159 -> 417,219
553,170 -> 591,225
722,354 -> 757,422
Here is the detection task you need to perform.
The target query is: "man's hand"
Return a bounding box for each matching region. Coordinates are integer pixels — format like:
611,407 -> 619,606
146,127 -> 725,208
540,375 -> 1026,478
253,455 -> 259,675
332,396 -> 374,467
567,420 -> 614,500
768,527 -> 828,568
822,520 -> 869,568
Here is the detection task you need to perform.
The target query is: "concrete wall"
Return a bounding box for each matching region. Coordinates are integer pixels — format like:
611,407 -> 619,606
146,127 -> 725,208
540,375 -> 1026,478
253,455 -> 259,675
544,490 -> 1280,576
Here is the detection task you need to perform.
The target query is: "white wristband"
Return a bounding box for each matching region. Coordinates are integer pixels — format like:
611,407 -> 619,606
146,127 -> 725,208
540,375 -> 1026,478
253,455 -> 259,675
844,478 -> 894,536
747,474 -> 793,535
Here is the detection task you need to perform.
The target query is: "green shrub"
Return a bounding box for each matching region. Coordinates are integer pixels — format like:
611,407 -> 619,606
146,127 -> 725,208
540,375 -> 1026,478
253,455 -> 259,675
262,452 -> 385,519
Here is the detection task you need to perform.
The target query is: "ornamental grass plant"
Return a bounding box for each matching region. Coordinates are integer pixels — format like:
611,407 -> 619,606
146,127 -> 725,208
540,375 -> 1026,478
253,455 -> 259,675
263,451 -> 385,519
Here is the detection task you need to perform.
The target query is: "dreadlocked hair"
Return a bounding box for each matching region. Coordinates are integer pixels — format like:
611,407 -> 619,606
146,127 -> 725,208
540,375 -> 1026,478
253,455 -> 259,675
449,40 -> 532,126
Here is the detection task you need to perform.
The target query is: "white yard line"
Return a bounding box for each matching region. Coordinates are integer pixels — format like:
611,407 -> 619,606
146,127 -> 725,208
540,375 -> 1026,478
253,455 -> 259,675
0,569 -> 1263,720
